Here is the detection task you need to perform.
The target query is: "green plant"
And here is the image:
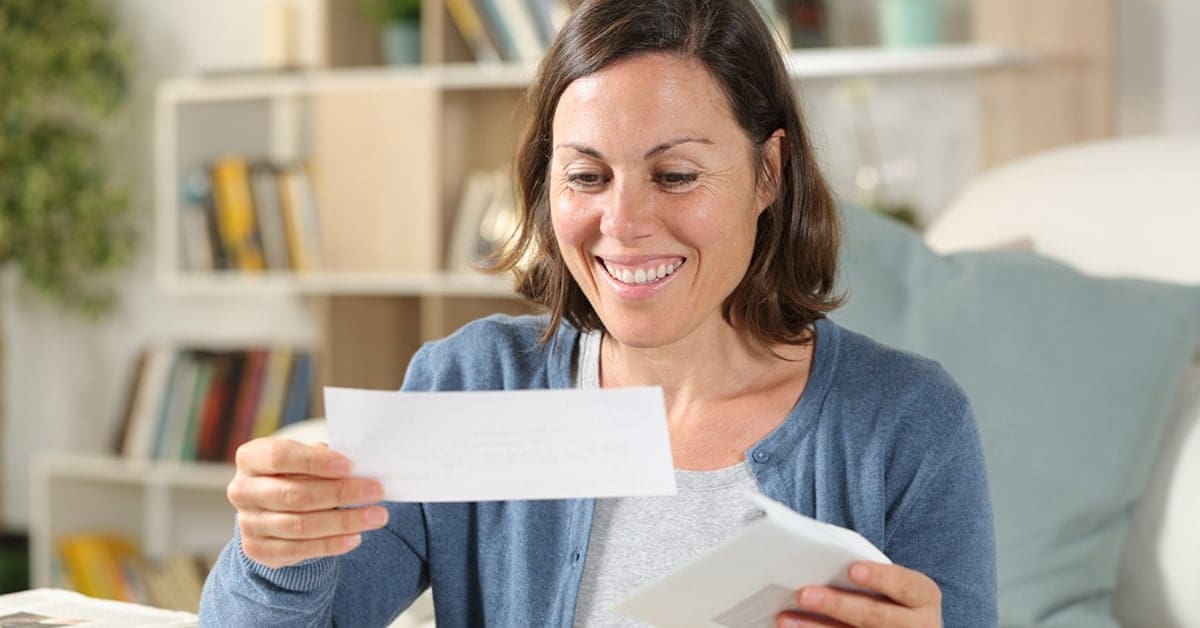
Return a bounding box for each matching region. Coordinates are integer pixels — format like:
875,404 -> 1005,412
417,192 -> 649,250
0,0 -> 136,314
358,0 -> 422,24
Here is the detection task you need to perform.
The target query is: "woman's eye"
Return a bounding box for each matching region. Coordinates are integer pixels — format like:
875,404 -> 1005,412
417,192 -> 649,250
654,171 -> 699,190
566,172 -> 607,190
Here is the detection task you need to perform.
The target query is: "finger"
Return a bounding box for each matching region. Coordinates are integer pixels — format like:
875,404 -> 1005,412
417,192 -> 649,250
776,609 -> 852,627
848,561 -> 941,608
241,532 -> 364,569
236,438 -> 353,478
794,586 -> 911,628
228,475 -> 384,513
238,505 -> 389,541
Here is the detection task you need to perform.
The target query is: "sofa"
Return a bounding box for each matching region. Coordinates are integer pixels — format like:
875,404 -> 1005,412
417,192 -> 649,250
836,135 -> 1200,627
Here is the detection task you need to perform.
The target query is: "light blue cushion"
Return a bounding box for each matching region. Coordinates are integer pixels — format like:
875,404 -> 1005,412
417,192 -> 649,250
831,204 -> 1200,627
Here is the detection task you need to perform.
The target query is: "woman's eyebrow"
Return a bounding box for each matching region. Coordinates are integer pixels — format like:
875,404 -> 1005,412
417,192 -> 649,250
554,136 -> 715,162
555,143 -> 606,160
643,136 -> 713,159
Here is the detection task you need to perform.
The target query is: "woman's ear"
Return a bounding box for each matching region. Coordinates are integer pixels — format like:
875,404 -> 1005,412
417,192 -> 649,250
756,129 -> 787,214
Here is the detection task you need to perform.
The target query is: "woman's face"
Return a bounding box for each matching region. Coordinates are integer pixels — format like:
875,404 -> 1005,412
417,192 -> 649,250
550,53 -> 778,349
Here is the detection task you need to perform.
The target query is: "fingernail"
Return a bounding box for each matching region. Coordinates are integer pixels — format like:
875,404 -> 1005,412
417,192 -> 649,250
364,482 -> 384,501
850,562 -> 871,583
365,508 -> 387,526
800,589 -> 822,606
342,534 -> 362,550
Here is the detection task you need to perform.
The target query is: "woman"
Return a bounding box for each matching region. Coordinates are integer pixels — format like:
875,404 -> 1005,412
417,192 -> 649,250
200,0 -> 996,626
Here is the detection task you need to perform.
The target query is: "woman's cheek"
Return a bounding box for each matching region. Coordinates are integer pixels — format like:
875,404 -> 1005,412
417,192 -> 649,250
551,194 -> 596,247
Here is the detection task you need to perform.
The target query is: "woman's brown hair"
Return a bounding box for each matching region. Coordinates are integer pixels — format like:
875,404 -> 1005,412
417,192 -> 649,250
492,0 -> 842,347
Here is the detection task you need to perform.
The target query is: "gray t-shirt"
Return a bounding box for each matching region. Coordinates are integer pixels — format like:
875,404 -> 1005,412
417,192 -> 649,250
571,330 -> 764,627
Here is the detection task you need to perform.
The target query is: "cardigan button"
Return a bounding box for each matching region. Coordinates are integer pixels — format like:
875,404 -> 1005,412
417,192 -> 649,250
752,450 -> 770,463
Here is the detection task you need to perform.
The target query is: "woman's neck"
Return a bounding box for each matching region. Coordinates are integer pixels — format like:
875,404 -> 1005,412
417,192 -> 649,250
599,320 -> 812,422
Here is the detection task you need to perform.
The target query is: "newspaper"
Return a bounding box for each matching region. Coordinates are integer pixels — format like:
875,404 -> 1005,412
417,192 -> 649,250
0,589 -> 197,627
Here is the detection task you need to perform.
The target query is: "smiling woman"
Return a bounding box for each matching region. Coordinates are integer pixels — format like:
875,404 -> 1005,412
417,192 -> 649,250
200,1 -> 996,626
547,54 -> 779,353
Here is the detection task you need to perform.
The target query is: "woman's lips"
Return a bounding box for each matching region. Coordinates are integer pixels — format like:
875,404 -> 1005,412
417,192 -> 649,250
598,257 -> 685,285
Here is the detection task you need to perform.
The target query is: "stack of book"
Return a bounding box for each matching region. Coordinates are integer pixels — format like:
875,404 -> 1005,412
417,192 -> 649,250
179,157 -> 322,273
113,344 -> 315,463
445,0 -> 571,63
56,534 -> 211,613
445,0 -> 793,63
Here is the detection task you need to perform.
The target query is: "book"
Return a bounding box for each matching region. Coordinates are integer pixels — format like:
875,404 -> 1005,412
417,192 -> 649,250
157,554 -> 206,613
210,156 -> 266,271
276,163 -> 322,271
250,347 -> 295,440
121,343 -> 177,460
225,349 -> 269,460
178,358 -> 215,461
279,351 -> 315,430
529,0 -> 571,45
493,0 -> 545,63
57,535 -> 140,602
445,0 -> 502,63
473,0 -> 519,62
179,168 -> 228,270
152,352 -> 201,461
248,161 -> 291,270
177,205 -> 215,271
615,493 -> 890,627
110,350 -> 147,455
194,352 -> 242,462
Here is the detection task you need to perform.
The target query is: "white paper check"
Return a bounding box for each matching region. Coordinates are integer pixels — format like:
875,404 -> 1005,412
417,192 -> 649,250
324,386 -> 677,502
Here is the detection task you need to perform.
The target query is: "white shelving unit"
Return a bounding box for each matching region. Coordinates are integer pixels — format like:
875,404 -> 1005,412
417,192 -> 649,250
153,43 -> 1030,298
29,454 -> 235,589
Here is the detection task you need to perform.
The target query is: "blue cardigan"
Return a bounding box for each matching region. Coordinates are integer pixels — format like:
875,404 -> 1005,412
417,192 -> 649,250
200,315 -> 997,627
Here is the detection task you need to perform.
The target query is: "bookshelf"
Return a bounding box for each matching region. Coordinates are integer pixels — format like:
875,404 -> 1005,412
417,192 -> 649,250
38,0 -> 1114,612
152,43 -> 1031,395
29,454 -> 234,606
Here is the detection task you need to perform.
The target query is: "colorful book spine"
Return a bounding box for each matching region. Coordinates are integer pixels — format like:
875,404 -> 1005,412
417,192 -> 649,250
446,0 -> 502,62
210,156 -> 266,271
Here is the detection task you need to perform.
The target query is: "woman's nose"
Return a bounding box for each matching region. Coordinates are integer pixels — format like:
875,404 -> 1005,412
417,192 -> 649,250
599,178 -> 654,241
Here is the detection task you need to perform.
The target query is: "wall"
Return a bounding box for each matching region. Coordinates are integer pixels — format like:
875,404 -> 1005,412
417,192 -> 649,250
1161,0 -> 1200,134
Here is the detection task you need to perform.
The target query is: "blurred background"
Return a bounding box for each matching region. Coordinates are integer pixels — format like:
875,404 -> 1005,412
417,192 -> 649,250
0,0 -> 1196,615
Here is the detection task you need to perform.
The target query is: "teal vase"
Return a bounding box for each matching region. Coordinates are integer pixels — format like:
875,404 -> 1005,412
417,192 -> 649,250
879,0 -> 942,48
382,20 -> 421,65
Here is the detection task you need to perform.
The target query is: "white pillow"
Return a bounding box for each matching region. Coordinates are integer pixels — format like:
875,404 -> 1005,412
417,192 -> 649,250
925,135 -> 1200,628
925,135 -> 1200,285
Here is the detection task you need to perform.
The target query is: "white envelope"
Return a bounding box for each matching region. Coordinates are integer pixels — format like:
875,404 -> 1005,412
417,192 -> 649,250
615,493 -> 891,628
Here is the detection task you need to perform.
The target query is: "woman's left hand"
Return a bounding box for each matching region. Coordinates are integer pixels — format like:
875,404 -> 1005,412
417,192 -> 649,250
775,561 -> 942,628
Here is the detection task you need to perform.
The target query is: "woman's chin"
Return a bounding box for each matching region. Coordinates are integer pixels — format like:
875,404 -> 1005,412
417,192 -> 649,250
599,318 -> 684,351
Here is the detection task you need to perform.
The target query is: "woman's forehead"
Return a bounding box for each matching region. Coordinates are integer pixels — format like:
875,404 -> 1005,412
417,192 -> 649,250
552,53 -> 741,151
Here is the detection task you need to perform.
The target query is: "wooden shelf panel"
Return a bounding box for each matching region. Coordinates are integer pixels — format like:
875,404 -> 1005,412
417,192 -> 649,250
159,270 -> 518,297
35,454 -> 234,489
158,44 -> 1032,103
785,44 -> 1034,79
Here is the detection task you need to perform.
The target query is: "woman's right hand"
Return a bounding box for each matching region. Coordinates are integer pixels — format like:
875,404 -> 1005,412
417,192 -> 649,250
227,437 -> 389,569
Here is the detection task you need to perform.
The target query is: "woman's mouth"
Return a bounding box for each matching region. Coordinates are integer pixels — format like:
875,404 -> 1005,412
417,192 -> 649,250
597,257 -> 684,286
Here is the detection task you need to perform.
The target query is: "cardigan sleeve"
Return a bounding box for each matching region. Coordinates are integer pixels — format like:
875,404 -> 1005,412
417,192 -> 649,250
882,399 -> 998,628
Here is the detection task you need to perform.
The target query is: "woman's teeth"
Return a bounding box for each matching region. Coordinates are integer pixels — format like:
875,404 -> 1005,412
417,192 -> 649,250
603,260 -> 683,285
